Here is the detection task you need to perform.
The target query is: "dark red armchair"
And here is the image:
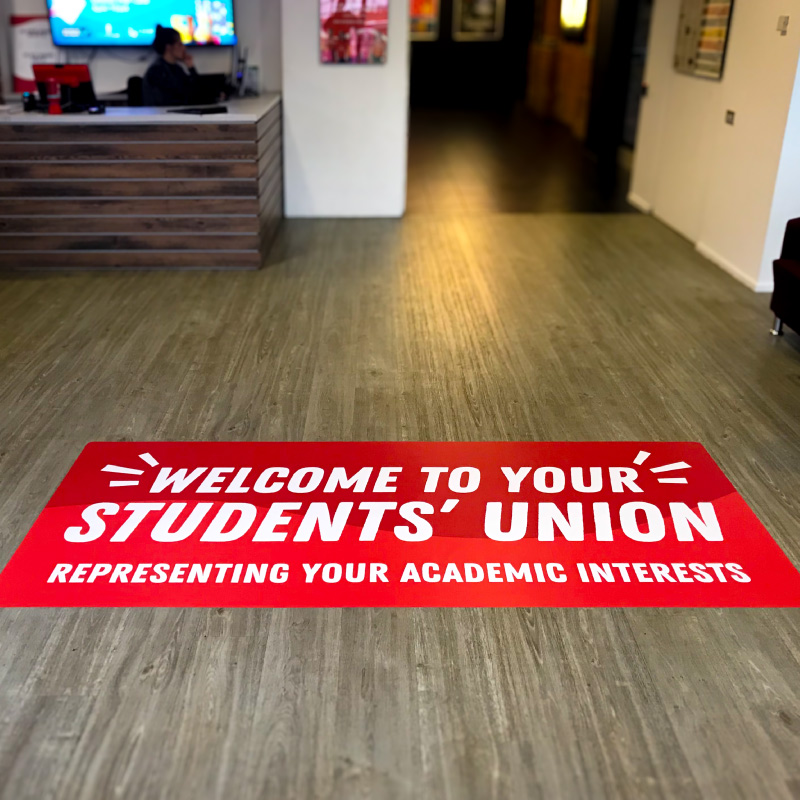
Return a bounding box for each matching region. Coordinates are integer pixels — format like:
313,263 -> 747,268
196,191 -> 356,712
772,218 -> 800,336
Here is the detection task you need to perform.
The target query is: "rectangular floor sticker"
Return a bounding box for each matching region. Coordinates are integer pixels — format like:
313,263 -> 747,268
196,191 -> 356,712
1,441 -> 798,607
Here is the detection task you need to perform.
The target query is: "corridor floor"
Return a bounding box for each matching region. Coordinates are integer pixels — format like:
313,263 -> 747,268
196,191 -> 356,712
0,212 -> 799,797
407,107 -> 633,214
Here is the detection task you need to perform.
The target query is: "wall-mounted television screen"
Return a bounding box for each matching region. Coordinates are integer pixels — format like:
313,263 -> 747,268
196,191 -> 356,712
47,0 -> 237,46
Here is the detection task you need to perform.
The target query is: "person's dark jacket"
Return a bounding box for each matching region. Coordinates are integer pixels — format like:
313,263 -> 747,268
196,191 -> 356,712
142,58 -> 199,106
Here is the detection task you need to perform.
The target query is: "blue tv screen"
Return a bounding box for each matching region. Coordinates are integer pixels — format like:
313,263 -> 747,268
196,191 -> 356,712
47,0 -> 237,46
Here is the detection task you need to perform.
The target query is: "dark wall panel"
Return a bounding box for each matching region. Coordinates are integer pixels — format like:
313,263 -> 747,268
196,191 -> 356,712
410,0 -> 536,109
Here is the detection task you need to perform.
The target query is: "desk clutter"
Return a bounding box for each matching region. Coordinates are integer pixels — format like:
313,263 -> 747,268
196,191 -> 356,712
21,59 -> 255,115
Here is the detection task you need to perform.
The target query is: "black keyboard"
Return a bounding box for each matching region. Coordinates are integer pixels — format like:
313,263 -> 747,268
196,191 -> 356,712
167,106 -> 228,115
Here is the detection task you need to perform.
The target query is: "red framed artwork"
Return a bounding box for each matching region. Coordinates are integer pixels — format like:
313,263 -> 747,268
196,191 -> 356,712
320,0 -> 389,64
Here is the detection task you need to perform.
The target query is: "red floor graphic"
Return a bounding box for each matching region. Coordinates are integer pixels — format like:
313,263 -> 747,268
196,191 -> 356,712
0,441 -> 798,607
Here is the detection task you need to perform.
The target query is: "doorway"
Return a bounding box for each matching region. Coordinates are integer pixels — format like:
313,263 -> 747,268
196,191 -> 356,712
407,0 -> 650,215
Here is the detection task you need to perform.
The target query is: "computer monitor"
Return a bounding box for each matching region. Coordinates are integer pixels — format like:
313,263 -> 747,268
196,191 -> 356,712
33,64 -> 97,110
195,73 -> 228,105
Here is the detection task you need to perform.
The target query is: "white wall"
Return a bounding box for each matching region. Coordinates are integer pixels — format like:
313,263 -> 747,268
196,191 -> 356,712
0,0 -> 281,97
281,0 -> 409,218
630,0 -> 800,292
760,57 -> 800,286
260,0 -> 281,94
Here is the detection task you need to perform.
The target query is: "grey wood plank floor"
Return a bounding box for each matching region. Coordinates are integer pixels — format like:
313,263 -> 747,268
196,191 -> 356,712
0,214 -> 799,799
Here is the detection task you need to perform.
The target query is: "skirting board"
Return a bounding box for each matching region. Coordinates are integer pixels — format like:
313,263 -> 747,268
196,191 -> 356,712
627,192 -> 652,213
696,241 -> 774,293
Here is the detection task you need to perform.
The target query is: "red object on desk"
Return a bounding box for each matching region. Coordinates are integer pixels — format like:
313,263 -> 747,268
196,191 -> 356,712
46,78 -> 62,114
34,64 -> 94,113
33,63 -> 92,88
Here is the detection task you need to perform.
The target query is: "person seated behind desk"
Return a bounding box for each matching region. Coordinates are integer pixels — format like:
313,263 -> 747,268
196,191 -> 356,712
142,25 -> 199,106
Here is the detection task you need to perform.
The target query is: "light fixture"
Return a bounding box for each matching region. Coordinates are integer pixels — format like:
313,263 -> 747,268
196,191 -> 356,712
561,0 -> 589,38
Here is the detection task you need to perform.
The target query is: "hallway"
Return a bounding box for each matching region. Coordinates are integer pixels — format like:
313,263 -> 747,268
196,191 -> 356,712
407,107 -> 633,215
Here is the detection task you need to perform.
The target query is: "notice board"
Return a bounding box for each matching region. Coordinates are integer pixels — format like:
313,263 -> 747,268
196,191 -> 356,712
674,0 -> 734,80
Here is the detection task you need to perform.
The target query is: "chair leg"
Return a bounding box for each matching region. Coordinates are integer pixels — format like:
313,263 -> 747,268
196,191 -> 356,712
771,316 -> 784,336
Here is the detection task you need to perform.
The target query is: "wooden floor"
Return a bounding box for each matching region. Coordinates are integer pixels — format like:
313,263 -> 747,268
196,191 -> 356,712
1,213 -> 800,798
407,107 -> 633,214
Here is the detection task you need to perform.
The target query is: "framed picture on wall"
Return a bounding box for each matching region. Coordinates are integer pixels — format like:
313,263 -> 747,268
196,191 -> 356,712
674,0 -> 734,80
320,0 -> 389,64
410,0 -> 440,41
452,0 -> 505,42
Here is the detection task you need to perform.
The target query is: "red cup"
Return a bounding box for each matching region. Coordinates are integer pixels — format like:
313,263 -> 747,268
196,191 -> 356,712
47,78 -> 62,115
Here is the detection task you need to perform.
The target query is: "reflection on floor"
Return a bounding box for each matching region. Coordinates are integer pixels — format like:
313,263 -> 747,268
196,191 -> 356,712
407,107 -> 634,215
0,213 -> 799,798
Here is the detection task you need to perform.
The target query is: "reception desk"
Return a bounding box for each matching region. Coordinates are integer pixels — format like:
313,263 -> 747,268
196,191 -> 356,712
0,94 -> 282,270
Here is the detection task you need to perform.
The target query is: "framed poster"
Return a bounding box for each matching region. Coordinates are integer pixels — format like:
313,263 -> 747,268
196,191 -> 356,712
410,0 -> 440,41
453,0 -> 505,42
320,0 -> 389,64
674,0 -> 734,80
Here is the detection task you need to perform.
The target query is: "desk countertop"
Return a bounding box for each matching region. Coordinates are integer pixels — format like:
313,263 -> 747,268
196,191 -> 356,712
0,93 -> 280,125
